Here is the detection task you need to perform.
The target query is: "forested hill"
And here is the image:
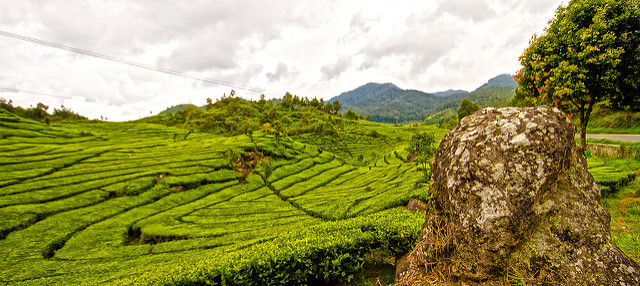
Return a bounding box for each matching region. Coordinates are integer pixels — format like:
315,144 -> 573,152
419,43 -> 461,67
472,74 -> 518,92
329,74 -> 517,123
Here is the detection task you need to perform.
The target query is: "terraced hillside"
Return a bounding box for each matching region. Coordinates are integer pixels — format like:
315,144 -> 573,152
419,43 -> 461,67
0,109 -> 433,285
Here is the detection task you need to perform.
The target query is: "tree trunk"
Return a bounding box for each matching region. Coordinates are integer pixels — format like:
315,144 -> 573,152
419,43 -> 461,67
580,120 -> 588,151
578,103 -> 587,151
579,99 -> 596,151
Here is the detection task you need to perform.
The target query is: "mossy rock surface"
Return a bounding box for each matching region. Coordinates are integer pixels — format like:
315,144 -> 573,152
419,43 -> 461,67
399,106 -> 640,285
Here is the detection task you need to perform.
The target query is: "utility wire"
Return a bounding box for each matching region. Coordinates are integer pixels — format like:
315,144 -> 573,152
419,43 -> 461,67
0,30 -> 284,97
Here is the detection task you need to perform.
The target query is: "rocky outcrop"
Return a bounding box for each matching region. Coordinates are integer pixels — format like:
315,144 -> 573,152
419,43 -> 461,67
398,106 -> 639,285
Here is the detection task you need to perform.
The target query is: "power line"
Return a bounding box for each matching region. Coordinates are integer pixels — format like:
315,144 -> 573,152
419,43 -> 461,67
0,30 -> 284,97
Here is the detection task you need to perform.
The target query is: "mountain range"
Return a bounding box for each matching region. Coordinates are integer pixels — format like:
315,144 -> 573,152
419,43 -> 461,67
328,74 -> 517,123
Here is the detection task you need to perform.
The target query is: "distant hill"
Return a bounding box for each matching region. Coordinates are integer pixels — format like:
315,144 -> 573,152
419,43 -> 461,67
329,84 -> 469,123
473,74 -> 517,92
331,83 -> 403,106
432,89 -> 468,97
329,74 -> 517,124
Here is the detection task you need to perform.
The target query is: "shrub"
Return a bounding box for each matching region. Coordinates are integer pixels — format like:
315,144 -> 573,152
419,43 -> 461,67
457,99 -> 479,121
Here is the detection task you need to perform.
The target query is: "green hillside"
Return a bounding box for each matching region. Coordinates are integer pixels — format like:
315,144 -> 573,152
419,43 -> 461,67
2,91 -> 639,285
330,83 -> 467,123
329,74 -> 517,124
0,98 -> 445,285
421,86 -> 515,128
585,103 -> 640,134
471,74 -> 518,92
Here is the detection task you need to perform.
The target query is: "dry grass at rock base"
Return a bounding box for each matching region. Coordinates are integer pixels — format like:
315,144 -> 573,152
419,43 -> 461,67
396,203 -> 571,286
396,205 -> 457,286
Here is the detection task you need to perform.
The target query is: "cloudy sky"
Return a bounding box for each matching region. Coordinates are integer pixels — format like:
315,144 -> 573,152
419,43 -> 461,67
0,0 -> 565,121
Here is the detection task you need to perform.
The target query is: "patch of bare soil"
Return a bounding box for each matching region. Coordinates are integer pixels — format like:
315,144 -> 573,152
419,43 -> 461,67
229,151 -> 270,179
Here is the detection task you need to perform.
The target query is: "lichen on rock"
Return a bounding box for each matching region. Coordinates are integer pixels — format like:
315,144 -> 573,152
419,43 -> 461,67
397,106 -> 640,285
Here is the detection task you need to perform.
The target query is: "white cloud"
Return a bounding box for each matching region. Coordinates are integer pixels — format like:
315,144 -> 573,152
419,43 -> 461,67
0,0 -> 567,121
266,62 -> 291,82
436,0 -> 497,22
321,56 -> 353,81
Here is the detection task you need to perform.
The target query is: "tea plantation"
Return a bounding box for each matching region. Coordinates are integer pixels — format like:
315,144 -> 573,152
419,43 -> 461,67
0,108 -> 443,285
1,101 -> 639,285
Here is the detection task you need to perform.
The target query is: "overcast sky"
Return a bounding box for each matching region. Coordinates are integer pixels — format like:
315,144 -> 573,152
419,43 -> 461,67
0,0 -> 566,121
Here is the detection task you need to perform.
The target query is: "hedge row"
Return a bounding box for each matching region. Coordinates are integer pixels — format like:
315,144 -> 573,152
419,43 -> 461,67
117,208 -> 424,285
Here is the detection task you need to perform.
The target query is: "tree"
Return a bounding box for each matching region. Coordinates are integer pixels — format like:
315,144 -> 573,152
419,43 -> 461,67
457,99 -> 479,120
205,98 -> 214,111
344,109 -> 358,120
323,100 -> 342,115
29,103 -> 49,121
258,158 -> 274,187
514,0 -> 640,149
0,98 -> 15,113
310,97 -> 320,109
52,105 -> 87,121
282,92 -> 293,114
332,100 -> 342,115
407,132 -> 437,179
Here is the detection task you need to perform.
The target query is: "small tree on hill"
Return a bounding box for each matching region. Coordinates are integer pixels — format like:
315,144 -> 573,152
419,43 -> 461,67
259,158 -> 274,187
323,100 -> 342,115
457,99 -> 479,121
332,100 -> 342,115
30,103 -> 49,121
407,132 -> 437,180
345,109 -> 358,120
282,92 -> 294,114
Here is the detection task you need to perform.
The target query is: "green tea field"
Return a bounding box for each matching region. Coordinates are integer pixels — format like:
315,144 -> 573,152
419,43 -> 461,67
0,108 -> 441,285
2,104 -> 640,285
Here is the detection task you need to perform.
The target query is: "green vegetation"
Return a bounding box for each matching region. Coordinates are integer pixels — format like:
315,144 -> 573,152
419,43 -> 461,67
0,100 -> 440,285
2,82 -> 638,284
457,99 -> 479,121
588,156 -> 639,195
0,99 -> 88,123
330,75 -> 517,124
585,104 -> 640,134
406,132 -> 437,179
514,0 -> 640,148
594,156 -> 640,261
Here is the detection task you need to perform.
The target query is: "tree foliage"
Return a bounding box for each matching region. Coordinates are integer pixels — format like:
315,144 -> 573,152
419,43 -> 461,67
344,109 -> 359,120
457,99 -> 479,121
406,132 -> 437,179
514,0 -> 640,148
0,99 -> 88,123
146,91 -> 346,140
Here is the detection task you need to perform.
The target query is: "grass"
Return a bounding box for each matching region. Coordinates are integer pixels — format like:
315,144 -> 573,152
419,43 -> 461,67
591,156 -> 640,262
584,104 -> 640,134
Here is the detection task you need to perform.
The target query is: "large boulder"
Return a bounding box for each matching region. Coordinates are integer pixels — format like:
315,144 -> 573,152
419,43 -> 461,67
398,106 -> 639,285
